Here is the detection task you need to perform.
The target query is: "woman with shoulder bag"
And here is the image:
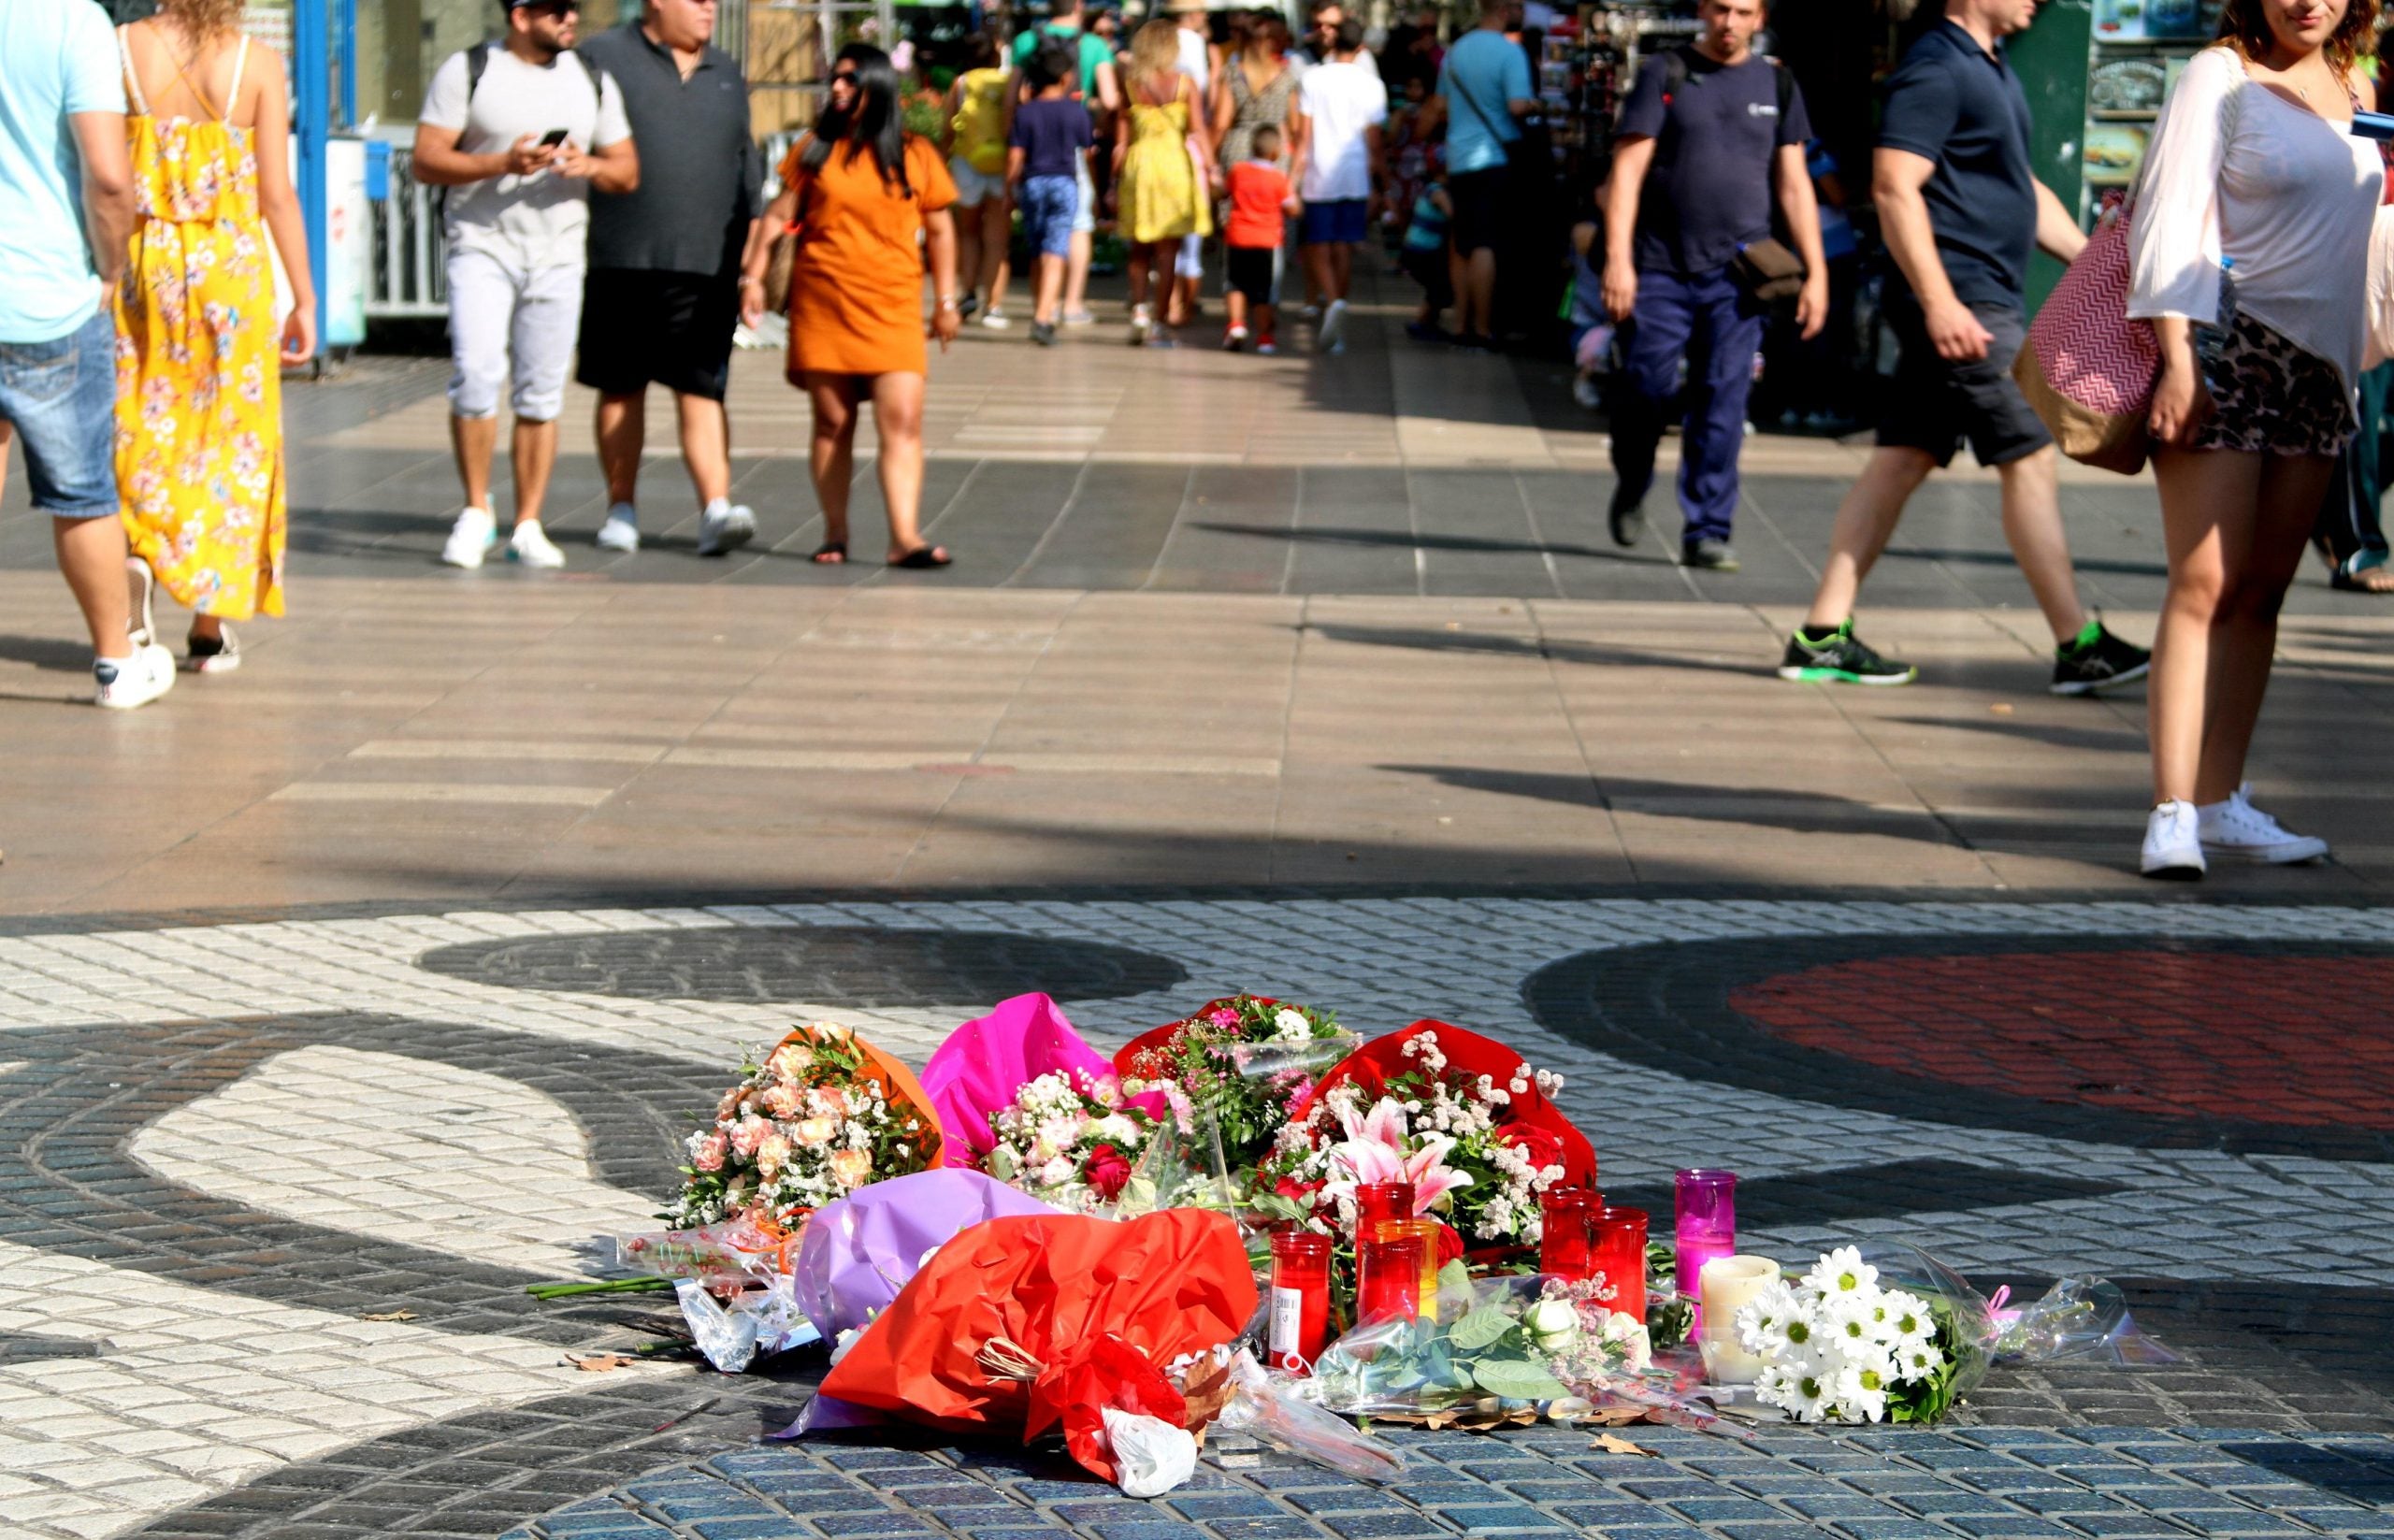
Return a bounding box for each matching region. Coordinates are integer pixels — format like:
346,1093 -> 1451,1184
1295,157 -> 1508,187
2127,0 -> 2381,876
740,46 -> 959,569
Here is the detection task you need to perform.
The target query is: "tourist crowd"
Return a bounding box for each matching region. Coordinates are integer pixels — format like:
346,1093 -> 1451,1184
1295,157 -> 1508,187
0,0 -> 2386,878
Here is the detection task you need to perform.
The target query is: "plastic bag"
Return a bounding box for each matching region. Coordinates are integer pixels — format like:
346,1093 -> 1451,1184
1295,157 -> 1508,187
1113,996 -> 1358,1171
1102,1408 -> 1197,1497
675,1276 -> 819,1374
1214,1350 -> 1405,1481
1311,1272 -> 1660,1422
1030,1333 -> 1188,1484
616,1216 -> 791,1288
1991,1275 -> 2178,1367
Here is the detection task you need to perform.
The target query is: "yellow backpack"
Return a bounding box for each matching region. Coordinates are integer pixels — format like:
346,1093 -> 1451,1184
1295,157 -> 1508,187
952,68 -> 1010,176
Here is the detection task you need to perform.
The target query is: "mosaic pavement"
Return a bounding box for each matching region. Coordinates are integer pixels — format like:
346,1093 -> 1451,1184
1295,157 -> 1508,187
4,896 -> 2391,1540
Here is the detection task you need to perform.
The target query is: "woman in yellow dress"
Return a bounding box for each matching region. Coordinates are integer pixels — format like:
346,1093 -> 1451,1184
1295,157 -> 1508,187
1111,19 -> 1211,347
114,0 -> 314,674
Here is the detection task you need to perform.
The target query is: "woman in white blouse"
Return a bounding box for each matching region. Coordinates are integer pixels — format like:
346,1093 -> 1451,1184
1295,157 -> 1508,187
2127,0 -> 2380,878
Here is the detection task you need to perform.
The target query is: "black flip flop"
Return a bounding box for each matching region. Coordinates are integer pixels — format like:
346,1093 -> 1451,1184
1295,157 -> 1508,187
810,541 -> 847,565
888,545 -> 952,569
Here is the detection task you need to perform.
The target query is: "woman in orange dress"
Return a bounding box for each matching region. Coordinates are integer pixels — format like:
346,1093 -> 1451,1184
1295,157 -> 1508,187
740,45 -> 959,569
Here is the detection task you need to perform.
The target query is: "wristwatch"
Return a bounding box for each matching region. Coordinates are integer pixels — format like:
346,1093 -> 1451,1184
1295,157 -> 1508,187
936,296 -> 960,310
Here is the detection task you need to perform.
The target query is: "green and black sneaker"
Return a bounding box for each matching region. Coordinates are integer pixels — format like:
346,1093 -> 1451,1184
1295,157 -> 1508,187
2050,618 -> 2151,697
1778,620 -> 1917,685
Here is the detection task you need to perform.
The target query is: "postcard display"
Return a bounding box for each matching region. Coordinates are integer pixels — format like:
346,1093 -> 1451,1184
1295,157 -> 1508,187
2077,0 -> 2217,213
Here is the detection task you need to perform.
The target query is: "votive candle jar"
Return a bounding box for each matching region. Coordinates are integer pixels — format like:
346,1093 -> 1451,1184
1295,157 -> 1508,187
1354,1181 -> 1415,1240
1385,1216 -> 1442,1318
1355,1233 -> 1424,1325
1538,1187 -> 1596,1280
1267,1230 -> 1332,1374
1698,1254 -> 1781,1385
1594,1205 -> 1649,1320
1675,1169 -> 1738,1331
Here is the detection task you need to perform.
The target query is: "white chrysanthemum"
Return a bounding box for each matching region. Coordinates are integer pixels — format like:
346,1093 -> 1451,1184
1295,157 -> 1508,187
1735,1280 -> 1806,1357
1756,1358 -> 1833,1423
1273,1008 -> 1312,1042
1829,1361 -> 1892,1422
1893,1339 -> 1945,1384
1800,1245 -> 1880,1299
1881,1288 -> 1938,1349
1823,1289 -> 1889,1352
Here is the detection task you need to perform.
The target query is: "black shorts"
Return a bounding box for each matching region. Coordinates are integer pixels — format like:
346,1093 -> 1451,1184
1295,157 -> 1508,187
1225,245 -> 1277,305
575,267 -> 739,402
1876,294 -> 2053,468
1402,245 -> 1453,309
1449,167 -> 1508,256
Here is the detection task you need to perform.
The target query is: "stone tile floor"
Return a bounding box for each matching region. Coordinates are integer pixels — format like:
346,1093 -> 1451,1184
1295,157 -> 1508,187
2,896 -> 2389,1539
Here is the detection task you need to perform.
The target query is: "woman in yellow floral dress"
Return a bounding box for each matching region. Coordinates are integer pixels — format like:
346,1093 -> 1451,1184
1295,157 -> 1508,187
114,0 -> 314,673
1112,19 -> 1212,347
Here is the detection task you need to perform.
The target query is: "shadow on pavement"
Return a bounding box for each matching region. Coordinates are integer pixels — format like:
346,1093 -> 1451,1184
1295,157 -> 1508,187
1883,715 -> 2147,755
1308,625 -> 1765,678
1888,544 -> 2171,580
0,634 -> 102,674
1382,765 -> 1960,843
1195,520 -> 1656,566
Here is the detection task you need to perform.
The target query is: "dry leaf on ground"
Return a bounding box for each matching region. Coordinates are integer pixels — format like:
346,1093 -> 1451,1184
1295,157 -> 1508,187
1589,1432 -> 1658,1457
565,1353 -> 637,1372
358,1310 -> 417,1322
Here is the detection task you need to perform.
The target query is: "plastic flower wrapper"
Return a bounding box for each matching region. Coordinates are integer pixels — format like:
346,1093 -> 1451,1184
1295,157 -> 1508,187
615,1215 -> 796,1289
667,1023 -> 943,1235
1257,1023 -> 1594,1257
1111,1110 -> 1241,1221
920,992 -> 1168,1163
1175,1345 -> 1405,1481
813,1207 -> 1257,1476
676,1274 -> 818,1374
1990,1276 -> 2177,1367
1310,1268 -> 1656,1423
1115,996 -> 1359,1169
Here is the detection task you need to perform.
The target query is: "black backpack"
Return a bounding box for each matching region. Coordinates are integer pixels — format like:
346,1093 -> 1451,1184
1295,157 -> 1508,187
463,40 -> 608,111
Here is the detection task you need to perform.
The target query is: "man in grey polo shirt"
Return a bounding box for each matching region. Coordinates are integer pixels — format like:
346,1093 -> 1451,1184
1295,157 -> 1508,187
417,0 -> 637,571
577,0 -> 763,557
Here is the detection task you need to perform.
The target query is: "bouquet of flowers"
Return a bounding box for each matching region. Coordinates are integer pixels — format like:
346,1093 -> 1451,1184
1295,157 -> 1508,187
1257,1023 -> 1591,1252
1115,995 -> 1356,1169
983,1068 -> 1156,1213
1734,1246 -> 1962,1424
666,1024 -> 944,1234
1311,1271 -> 1651,1421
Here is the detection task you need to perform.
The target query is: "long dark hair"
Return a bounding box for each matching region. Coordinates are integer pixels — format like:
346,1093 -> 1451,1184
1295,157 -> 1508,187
802,42 -> 913,194
2215,0 -> 2378,76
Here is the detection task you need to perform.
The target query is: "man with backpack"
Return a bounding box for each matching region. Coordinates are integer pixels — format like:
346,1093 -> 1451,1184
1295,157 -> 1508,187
417,0 -> 636,570
1599,0 -> 1824,572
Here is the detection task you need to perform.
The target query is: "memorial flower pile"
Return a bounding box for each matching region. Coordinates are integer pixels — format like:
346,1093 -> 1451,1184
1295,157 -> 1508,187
1116,995 -> 1355,1168
1260,1027 -> 1581,1249
666,1024 -> 942,1233
1735,1246 -> 1960,1423
982,1069 -> 1157,1213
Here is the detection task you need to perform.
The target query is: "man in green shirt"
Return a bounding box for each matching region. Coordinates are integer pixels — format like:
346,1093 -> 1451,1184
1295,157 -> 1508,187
1008,0 -> 1119,324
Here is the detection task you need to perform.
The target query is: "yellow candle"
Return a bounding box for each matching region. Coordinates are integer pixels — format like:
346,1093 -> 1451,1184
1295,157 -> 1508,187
1699,1255 -> 1781,1385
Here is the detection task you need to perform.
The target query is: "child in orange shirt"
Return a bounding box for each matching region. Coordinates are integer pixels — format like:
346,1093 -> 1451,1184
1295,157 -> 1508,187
1221,124 -> 1301,354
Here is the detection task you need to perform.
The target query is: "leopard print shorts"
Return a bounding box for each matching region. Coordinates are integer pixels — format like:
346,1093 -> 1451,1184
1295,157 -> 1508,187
2190,312 -> 2355,457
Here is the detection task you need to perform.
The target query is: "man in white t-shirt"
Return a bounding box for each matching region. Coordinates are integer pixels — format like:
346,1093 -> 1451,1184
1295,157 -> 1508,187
1290,19 -> 1386,353
414,0 -> 636,570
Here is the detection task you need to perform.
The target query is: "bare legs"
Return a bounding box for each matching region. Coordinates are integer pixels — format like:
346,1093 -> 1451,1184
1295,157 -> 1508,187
52,514 -> 134,656
1032,252 -> 1067,325
801,369 -> 945,563
598,389 -> 732,513
1455,245 -> 1496,339
1127,240 -> 1176,337
450,413 -> 559,529
1064,229 -> 1093,319
2149,447 -> 2329,805
1802,444 -> 2088,643
1302,241 -> 1355,308
955,196 -> 1012,316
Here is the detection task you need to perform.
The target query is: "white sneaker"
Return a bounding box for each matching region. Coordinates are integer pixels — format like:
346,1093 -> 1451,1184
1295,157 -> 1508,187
2140,799 -> 2205,879
126,558 -> 156,647
695,500 -> 757,557
1317,298 -> 1348,353
595,502 -> 641,553
94,643 -> 176,711
507,520 -> 566,569
979,310 -> 1012,330
2198,784 -> 2329,865
441,507 -> 498,569
184,623 -> 239,674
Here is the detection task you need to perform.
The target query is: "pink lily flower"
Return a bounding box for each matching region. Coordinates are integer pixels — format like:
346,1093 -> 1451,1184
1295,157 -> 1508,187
1322,1096 -> 1473,1214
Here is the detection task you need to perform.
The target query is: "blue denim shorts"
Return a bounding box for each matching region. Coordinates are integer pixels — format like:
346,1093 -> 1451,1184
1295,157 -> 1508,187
0,309 -> 118,517
1299,197 -> 1369,247
1018,174 -> 1079,259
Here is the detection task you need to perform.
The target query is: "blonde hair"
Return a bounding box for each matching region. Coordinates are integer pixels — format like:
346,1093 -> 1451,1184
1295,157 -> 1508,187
158,0 -> 250,40
1128,19 -> 1183,94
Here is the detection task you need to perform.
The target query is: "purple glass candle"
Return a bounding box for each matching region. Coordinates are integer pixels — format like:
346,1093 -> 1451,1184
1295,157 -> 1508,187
1674,1169 -> 1738,1331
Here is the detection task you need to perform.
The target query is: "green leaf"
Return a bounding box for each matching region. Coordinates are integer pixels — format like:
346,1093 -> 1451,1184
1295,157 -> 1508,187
1447,1305 -> 1514,1352
1436,1259 -> 1471,1295
1470,1359 -> 1570,1400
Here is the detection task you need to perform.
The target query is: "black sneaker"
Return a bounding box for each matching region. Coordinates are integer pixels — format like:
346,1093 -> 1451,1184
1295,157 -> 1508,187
1608,484 -> 1646,548
1779,620 -> 1917,685
1683,537 -> 1739,572
958,293 -> 981,322
1030,321 -> 1057,347
2051,620 -> 2151,697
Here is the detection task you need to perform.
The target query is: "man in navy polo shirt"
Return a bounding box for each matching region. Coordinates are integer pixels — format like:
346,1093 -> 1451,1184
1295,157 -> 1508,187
1780,0 -> 2151,693
1601,0 -> 1827,572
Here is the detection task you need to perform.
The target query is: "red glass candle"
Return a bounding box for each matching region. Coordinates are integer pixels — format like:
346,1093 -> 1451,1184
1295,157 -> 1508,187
1354,1181 -> 1415,1241
1267,1230 -> 1332,1374
1384,1216 -> 1442,1317
1539,1187 -> 1596,1280
1355,1233 -> 1423,1325
1594,1205 -> 1649,1320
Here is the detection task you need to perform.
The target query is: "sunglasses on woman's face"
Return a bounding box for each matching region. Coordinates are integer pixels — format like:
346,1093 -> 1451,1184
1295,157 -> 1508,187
830,70 -> 858,85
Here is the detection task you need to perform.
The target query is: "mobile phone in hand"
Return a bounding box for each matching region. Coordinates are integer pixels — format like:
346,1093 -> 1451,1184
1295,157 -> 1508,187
538,128 -> 570,148
2354,111 -> 2394,142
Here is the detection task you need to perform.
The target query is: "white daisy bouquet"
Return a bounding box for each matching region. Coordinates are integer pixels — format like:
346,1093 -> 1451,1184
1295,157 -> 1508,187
1734,1245 -> 1969,1423
982,1069 -> 1157,1213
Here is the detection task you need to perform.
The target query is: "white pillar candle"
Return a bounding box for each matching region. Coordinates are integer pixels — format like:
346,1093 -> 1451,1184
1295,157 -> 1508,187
1699,1254 -> 1781,1385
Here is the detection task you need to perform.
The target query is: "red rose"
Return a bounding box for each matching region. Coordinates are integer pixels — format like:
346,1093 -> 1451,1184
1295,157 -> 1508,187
1274,1175 -> 1325,1205
1435,1222 -> 1464,1267
1496,1124 -> 1565,1173
1086,1144 -> 1132,1201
